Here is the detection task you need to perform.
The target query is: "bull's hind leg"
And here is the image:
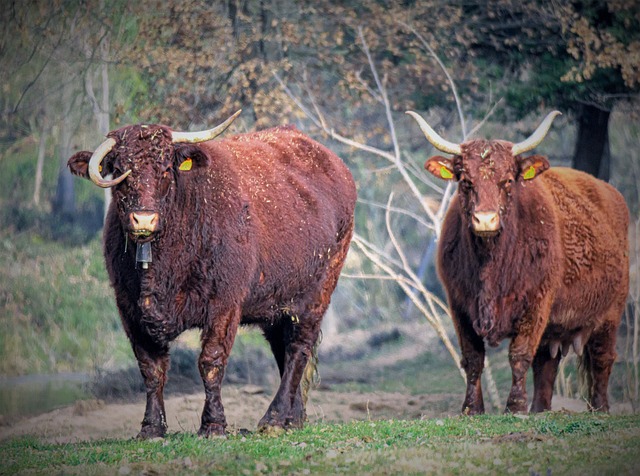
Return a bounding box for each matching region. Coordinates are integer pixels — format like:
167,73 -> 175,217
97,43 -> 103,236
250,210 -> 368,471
198,306 -> 241,437
132,341 -> 170,439
259,305 -> 323,432
259,229 -> 351,432
262,320 -> 306,427
583,319 -> 619,412
530,345 -> 561,412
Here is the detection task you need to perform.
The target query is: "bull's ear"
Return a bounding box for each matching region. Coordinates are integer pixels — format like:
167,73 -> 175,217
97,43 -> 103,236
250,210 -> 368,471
67,151 -> 93,180
518,155 -> 550,181
175,145 -> 209,172
425,156 -> 455,181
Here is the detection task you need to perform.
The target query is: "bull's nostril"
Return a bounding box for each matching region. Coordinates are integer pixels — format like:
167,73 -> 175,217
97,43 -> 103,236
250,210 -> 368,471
130,212 -> 159,232
472,211 -> 500,233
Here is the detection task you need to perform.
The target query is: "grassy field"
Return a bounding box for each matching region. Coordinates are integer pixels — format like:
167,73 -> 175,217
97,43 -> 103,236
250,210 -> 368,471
0,232 -> 131,376
2,413 -> 639,475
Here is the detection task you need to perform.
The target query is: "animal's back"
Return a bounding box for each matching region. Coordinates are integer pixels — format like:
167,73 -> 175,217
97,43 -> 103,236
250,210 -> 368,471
206,126 -> 357,318
539,167 -> 629,330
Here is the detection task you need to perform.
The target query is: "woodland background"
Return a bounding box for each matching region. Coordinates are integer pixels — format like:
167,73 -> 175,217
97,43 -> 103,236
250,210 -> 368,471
1,0 -> 639,415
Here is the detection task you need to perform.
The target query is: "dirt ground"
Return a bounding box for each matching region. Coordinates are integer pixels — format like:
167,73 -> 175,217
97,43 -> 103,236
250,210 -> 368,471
0,324 -> 598,444
0,384 -> 593,444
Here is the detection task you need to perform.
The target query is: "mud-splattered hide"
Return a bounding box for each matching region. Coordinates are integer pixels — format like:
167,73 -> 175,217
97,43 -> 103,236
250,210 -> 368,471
67,113 -> 357,439
409,110 -> 629,415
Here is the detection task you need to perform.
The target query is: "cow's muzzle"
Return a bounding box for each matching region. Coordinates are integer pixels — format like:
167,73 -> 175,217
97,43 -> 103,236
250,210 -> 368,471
129,211 -> 159,241
472,211 -> 500,236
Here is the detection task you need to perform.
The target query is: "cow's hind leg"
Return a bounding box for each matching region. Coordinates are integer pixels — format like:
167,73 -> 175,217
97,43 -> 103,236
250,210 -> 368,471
259,239 -> 350,432
530,344 -> 561,412
262,320 -> 306,428
258,315 -> 312,429
198,306 -> 241,437
132,341 -> 170,439
583,319 -> 619,412
259,308 -> 322,432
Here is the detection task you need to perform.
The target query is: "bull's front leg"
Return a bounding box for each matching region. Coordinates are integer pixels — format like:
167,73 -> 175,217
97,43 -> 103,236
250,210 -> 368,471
451,306 -> 486,415
506,297 -> 553,414
198,306 -> 241,437
132,342 -> 170,439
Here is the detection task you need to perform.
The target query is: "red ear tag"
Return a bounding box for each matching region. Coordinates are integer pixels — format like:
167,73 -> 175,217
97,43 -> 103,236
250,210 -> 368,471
440,166 -> 453,179
179,158 -> 193,171
523,165 -> 536,180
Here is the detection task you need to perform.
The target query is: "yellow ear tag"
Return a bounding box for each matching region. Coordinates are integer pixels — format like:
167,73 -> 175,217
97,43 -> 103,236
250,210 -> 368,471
98,165 -> 103,173
179,158 -> 193,171
523,165 -> 536,180
440,166 -> 453,179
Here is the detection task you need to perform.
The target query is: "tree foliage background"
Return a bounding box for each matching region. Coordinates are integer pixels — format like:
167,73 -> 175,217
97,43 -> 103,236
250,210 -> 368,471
1,0 -> 639,408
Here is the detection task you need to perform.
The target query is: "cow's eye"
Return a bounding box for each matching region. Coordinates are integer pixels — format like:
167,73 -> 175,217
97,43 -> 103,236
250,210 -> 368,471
500,178 -> 514,190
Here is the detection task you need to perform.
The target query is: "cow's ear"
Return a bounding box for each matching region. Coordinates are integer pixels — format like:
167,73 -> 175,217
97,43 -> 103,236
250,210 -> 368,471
518,155 -> 550,181
67,151 -> 93,180
175,145 -> 209,172
425,156 -> 456,181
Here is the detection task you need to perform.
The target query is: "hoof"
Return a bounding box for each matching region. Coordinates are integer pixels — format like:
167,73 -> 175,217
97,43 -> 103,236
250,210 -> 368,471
137,424 -> 166,440
257,424 -> 286,437
462,406 -> 484,416
505,402 -> 528,415
198,423 -> 227,438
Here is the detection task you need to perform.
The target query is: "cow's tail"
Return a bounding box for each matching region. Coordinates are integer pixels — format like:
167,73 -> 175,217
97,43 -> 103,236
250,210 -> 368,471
301,331 -> 322,406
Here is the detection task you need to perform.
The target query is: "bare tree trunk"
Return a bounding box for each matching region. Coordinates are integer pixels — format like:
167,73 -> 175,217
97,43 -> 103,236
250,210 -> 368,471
100,38 -> 111,221
53,80 -> 76,217
572,103 -> 611,181
84,11 -> 111,222
33,121 -> 48,207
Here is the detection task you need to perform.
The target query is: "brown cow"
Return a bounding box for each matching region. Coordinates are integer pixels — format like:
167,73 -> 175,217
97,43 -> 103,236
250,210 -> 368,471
407,110 -> 629,414
67,111 -> 357,437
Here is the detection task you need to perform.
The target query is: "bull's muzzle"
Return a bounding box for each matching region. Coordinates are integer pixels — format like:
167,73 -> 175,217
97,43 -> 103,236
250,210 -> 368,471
472,211 -> 500,235
129,212 -> 159,239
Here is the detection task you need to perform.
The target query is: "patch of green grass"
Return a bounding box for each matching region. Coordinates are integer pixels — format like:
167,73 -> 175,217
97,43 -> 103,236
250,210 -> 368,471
0,233 -> 132,376
1,413 -> 639,475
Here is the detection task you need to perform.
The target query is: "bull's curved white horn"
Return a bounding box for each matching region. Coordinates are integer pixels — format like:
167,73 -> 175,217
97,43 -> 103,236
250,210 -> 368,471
171,110 -> 242,144
88,137 -> 131,188
406,111 -> 462,155
512,111 -> 562,156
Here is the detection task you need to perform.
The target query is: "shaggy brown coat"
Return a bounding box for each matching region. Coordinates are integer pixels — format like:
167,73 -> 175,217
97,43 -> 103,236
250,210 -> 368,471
68,123 -> 356,437
426,139 -> 628,414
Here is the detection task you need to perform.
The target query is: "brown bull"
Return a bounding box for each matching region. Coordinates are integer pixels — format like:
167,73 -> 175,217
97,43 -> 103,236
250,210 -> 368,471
68,111 -> 356,437
408,110 -> 629,414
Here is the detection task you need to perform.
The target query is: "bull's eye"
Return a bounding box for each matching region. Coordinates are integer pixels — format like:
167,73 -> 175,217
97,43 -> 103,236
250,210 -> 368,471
499,178 -> 514,191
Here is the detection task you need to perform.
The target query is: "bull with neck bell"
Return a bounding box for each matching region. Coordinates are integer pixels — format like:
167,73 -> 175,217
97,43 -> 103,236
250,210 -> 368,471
407,110 -> 629,414
67,111 -> 357,438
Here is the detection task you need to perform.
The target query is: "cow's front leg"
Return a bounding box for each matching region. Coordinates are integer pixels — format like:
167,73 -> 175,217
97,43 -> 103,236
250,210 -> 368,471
506,298 -> 552,414
198,306 -> 241,437
459,327 -> 486,414
450,306 -> 486,415
133,342 -> 170,439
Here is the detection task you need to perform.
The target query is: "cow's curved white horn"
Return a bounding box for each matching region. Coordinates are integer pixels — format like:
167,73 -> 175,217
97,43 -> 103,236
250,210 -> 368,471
88,138 -> 130,188
406,111 -> 462,155
512,111 -> 562,156
171,110 -> 242,144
